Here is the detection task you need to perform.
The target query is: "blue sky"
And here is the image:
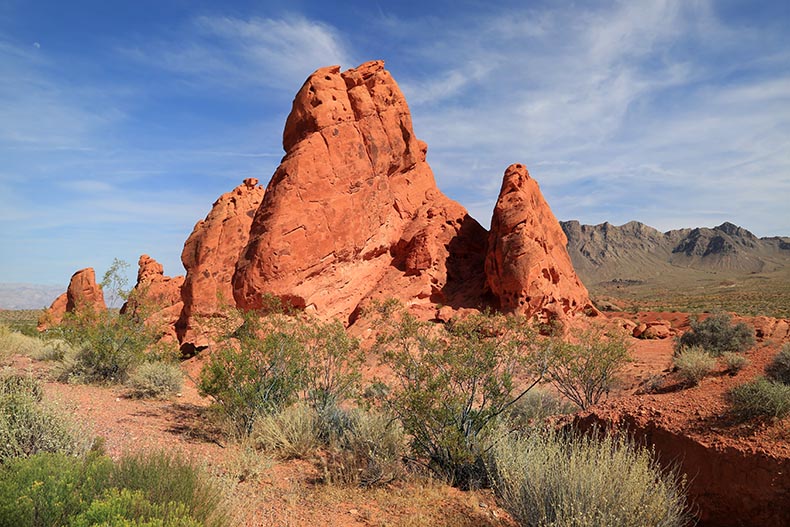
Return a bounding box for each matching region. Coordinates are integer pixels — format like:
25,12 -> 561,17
1,0 -> 789,290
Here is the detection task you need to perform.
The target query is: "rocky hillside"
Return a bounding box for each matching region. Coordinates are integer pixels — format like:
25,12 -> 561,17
561,220 -> 790,285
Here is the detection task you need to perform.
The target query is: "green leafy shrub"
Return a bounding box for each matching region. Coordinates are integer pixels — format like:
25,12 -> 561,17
488,428 -> 691,527
69,488 -> 201,527
675,313 -> 755,356
535,325 -> 630,409
127,361 -> 183,399
199,320 -> 306,435
199,308 -> 362,436
50,309 -> 157,385
0,375 -> 85,463
765,344 -> 790,385
371,302 -> 540,488
252,402 -> 321,459
321,407 -> 405,488
728,377 -> 790,420
0,450 -> 227,527
721,351 -> 749,374
673,346 -> 716,386
0,451 -> 113,526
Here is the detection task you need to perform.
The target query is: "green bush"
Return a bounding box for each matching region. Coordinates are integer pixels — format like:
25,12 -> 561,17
728,377 -> 790,420
69,488 -> 201,527
673,346 -> 716,386
199,308 -> 362,436
50,309 -> 157,385
489,428 -> 691,527
0,375 -> 85,463
721,351 -> 749,374
0,450 -> 227,527
0,451 -> 113,526
675,313 -> 755,356
765,344 -> 790,385
535,325 -> 630,409
252,402 -> 321,460
127,361 -> 183,399
371,302 -> 540,488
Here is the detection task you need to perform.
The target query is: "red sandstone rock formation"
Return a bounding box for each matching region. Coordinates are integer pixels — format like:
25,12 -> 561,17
177,178 -> 264,349
233,61 -> 488,323
38,267 -> 106,330
485,163 -> 594,322
122,255 -> 184,342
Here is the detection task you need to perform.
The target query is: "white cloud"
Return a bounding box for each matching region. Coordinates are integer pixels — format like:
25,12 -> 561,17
126,15 -> 355,92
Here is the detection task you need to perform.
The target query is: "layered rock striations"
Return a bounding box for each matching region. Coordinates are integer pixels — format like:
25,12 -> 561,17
38,267 -> 106,330
232,61 -> 489,322
485,164 -> 594,321
177,178 -> 264,349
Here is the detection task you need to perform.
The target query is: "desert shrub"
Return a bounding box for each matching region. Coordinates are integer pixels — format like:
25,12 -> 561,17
488,428 -> 691,527
0,324 -> 46,360
765,344 -> 790,385
109,450 -> 227,527
721,351 -> 749,374
127,361 -> 183,399
0,370 -> 42,401
199,316 -> 307,435
0,450 -> 227,527
535,325 -> 630,410
728,377 -> 790,420
200,307 -> 362,436
68,488 -> 201,527
33,338 -> 73,361
0,375 -> 85,463
673,346 -> 716,386
252,402 -> 322,460
322,407 -> 405,488
50,309 -> 156,385
0,451 -> 113,526
675,313 -> 755,356
371,301 -> 540,488
505,388 -> 576,431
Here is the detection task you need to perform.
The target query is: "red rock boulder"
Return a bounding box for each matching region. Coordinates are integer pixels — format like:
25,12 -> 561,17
233,61 -> 488,323
485,163 -> 595,322
122,255 -> 184,342
38,267 -> 106,330
177,178 -> 265,349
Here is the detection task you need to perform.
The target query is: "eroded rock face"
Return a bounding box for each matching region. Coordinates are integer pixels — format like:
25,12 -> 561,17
122,255 -> 184,342
38,268 -> 106,330
177,178 -> 265,349
485,163 -> 594,322
233,61 -> 488,322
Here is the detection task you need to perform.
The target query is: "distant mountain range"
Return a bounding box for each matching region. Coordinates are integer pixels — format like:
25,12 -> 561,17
561,220 -> 790,285
0,283 -> 63,310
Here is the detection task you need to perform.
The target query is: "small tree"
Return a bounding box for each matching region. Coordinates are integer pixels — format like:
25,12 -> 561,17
536,325 -> 630,410
675,313 -> 755,356
100,258 -> 131,309
371,301 -> 541,488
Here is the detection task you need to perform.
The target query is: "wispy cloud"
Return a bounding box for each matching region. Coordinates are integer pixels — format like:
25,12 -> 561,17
124,15 -> 355,92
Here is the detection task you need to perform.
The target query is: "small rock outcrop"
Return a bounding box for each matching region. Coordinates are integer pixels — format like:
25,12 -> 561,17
233,61 -> 488,322
38,268 -> 106,330
177,178 -> 265,350
485,164 -> 594,322
121,255 -> 184,342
